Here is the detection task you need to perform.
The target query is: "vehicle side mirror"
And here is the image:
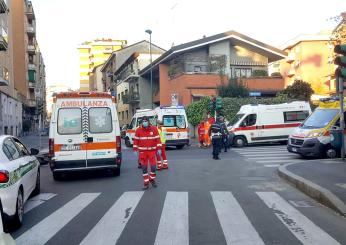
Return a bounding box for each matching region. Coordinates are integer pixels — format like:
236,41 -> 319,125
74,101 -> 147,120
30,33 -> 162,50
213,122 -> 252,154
30,148 -> 39,155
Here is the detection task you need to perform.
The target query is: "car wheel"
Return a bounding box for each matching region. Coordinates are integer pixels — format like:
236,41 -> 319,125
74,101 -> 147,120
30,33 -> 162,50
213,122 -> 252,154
233,136 -> 247,147
176,145 -> 184,149
13,189 -> 24,229
125,137 -> 131,147
111,168 -> 120,176
53,172 -> 62,181
31,169 -> 40,197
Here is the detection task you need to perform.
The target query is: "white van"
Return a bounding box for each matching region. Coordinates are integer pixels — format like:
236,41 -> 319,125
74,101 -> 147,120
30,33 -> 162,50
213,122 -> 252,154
228,101 -> 311,147
125,106 -> 189,149
49,92 -> 121,180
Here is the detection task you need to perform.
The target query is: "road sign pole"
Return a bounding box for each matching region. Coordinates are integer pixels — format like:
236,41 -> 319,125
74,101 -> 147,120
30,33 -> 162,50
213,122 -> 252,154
338,76 -> 345,160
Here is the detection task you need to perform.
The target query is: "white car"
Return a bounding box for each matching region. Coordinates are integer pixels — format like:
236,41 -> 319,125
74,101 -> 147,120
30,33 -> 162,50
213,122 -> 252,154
0,135 -> 40,230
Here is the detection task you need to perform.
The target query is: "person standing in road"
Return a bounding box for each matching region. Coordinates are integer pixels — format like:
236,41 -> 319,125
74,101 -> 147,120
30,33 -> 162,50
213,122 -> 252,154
219,116 -> 229,152
209,117 -> 223,160
133,116 -> 162,189
156,120 -> 169,170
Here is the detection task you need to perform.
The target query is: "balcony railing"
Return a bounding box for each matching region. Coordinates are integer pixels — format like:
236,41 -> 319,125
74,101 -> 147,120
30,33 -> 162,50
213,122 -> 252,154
27,25 -> 36,36
29,82 -> 35,88
28,99 -> 36,107
122,92 -> 140,104
0,66 -> 9,86
28,63 -> 36,70
287,69 -> 295,77
0,27 -> 8,51
27,44 -> 36,54
0,0 -> 8,14
26,2 -> 35,20
286,53 -> 295,63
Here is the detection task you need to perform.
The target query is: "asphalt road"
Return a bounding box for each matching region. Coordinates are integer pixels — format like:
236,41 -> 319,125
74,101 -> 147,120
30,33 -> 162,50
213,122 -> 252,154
10,143 -> 346,245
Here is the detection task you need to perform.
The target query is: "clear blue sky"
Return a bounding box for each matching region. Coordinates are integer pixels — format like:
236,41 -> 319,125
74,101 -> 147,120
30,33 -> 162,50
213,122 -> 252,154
31,0 -> 346,90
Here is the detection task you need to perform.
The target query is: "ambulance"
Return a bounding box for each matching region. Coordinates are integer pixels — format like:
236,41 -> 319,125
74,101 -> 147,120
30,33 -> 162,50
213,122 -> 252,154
49,92 -> 121,180
228,101 -> 311,147
288,97 -> 343,158
125,106 -> 189,149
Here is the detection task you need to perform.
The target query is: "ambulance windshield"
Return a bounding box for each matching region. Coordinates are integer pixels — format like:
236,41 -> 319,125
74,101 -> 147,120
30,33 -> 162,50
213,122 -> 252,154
300,109 -> 338,129
163,115 -> 186,128
228,114 -> 244,127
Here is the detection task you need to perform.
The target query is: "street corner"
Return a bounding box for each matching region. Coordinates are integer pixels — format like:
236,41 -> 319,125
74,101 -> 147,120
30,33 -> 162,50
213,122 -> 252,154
277,160 -> 346,217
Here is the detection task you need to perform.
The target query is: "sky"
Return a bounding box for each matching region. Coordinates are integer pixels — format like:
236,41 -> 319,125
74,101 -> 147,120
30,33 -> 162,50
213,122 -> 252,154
31,0 -> 346,90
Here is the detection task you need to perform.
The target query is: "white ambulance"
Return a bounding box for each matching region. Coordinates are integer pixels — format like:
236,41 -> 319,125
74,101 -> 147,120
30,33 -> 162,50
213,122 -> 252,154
125,106 -> 189,149
228,101 -> 311,147
49,92 -> 121,180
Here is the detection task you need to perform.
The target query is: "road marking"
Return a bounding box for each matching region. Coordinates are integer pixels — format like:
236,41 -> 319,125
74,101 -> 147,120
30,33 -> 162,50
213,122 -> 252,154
16,193 -> 100,245
264,164 -> 280,167
211,191 -> 265,245
256,159 -> 301,163
234,150 -> 288,154
80,191 -> 144,245
24,193 -> 57,213
247,156 -> 293,160
154,192 -> 189,245
256,192 -> 341,245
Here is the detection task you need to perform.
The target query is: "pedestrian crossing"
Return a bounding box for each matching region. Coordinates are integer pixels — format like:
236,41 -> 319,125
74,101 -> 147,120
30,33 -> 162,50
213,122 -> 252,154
14,191 -> 343,245
232,145 -> 303,165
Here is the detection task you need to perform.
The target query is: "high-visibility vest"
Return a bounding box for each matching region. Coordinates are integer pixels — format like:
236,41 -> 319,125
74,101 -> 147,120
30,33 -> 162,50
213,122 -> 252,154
158,127 -> 167,144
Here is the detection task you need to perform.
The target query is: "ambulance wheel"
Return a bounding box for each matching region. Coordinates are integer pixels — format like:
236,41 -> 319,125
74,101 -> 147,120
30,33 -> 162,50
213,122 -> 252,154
176,145 -> 184,149
125,137 -> 131,147
233,136 -> 247,147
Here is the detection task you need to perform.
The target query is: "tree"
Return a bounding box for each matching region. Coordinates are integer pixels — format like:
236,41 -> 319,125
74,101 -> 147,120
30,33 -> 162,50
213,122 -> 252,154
217,78 -> 249,98
279,80 -> 314,101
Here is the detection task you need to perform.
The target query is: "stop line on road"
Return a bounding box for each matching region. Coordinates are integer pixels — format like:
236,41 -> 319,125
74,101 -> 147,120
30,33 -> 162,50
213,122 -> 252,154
232,145 -> 303,165
15,191 -> 341,245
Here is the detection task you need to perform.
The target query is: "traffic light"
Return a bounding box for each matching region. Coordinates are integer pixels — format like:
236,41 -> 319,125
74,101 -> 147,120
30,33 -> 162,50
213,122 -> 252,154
216,96 -> 222,110
209,97 -> 216,111
335,44 -> 346,79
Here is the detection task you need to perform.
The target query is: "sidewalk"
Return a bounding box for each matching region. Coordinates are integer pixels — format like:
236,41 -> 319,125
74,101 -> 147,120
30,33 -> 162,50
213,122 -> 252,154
278,159 -> 346,216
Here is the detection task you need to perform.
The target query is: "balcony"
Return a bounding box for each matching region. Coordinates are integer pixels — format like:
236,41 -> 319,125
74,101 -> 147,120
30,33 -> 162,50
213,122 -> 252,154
0,27 -> 8,51
122,92 -> 140,104
28,63 -> 36,70
0,66 -> 9,86
27,25 -> 36,36
27,44 -> 36,54
28,99 -> 36,107
26,2 -> 35,20
286,53 -> 295,63
287,68 -> 295,77
0,0 -> 8,14
29,82 -> 35,89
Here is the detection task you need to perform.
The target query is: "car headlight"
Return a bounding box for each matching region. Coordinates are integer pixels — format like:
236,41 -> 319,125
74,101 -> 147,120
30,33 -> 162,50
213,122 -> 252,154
307,131 -> 324,138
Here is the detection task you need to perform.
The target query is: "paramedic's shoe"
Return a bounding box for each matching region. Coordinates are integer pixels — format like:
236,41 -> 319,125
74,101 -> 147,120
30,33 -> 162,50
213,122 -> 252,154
163,164 -> 168,169
138,163 -> 142,169
142,185 -> 149,190
150,179 -> 157,188
157,165 -> 162,171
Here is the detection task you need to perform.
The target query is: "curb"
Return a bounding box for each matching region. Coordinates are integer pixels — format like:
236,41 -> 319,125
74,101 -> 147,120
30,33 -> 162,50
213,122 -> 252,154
278,162 -> 346,217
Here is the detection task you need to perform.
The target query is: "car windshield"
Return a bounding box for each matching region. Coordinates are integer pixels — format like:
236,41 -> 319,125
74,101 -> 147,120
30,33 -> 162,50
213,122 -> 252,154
300,109 -> 338,129
227,114 -> 245,127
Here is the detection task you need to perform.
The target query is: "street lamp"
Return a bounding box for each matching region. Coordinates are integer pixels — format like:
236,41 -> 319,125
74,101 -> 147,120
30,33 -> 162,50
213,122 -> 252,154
145,29 -> 153,109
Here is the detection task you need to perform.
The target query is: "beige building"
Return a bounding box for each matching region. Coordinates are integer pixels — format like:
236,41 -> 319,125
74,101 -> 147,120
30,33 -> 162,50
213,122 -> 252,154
46,84 -> 73,119
280,32 -> 336,95
89,64 -> 104,92
78,39 -> 127,92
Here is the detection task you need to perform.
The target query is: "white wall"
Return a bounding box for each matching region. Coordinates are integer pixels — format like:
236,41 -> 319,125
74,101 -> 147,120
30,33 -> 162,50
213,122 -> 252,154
0,92 -> 22,136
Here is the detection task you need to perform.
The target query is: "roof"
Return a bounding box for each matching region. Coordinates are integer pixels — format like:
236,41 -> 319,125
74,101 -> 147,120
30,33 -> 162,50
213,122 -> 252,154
140,30 -> 287,75
281,31 -> 333,50
55,92 -> 113,99
100,40 -> 166,72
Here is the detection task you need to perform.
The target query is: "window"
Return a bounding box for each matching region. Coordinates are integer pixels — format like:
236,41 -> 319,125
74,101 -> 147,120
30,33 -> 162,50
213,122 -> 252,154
241,114 -> 257,127
89,107 -> 112,133
234,68 -> 252,78
126,110 -> 129,119
12,138 -> 30,156
58,108 -> 82,135
194,66 -> 202,73
163,115 -> 186,128
3,138 -> 20,160
122,111 -> 124,120
284,111 -> 310,123
125,89 -> 128,95
118,94 -> 120,101
129,118 -> 136,129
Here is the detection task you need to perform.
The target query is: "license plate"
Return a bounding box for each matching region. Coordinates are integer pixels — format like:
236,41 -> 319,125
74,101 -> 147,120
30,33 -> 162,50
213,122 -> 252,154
291,147 -> 297,152
61,144 -> 81,151
166,134 -> 173,140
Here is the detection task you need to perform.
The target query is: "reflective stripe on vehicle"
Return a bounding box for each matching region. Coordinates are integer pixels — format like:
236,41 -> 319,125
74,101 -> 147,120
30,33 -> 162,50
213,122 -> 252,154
54,142 -> 117,152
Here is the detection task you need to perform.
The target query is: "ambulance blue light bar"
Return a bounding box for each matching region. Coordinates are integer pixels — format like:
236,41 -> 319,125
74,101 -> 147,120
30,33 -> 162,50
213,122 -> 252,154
160,105 -> 185,109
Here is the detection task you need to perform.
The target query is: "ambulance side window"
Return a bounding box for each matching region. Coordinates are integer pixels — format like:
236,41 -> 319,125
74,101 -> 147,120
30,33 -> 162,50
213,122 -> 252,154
89,107 -> 112,133
241,114 -> 256,127
58,108 -> 82,135
128,118 -> 136,129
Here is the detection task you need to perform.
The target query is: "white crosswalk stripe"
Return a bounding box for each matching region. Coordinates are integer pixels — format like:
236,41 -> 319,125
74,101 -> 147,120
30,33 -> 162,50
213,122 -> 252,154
80,191 -> 144,245
24,193 -> 57,213
154,192 -> 189,245
257,192 -> 341,245
211,191 -> 265,245
14,191 -> 342,245
16,193 -> 100,245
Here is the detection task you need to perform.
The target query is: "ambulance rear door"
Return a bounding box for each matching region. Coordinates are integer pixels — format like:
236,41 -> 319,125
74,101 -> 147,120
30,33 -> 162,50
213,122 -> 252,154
85,98 -> 117,167
54,98 -> 87,168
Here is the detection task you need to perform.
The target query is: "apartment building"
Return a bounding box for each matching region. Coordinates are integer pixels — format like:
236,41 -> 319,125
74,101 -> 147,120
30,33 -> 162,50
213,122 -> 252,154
78,39 -> 127,92
101,40 -> 165,126
280,31 -> 336,95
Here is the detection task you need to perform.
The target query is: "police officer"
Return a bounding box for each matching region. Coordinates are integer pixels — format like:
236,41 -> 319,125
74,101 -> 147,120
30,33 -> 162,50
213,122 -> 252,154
209,117 -> 223,160
219,116 -> 229,152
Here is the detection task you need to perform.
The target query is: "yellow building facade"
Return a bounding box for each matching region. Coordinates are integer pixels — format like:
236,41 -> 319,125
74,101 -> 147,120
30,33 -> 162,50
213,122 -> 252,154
78,39 -> 127,91
280,32 -> 336,95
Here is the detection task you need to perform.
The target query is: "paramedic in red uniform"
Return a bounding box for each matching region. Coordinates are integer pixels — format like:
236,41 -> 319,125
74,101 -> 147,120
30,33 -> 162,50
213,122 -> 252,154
133,116 -> 162,189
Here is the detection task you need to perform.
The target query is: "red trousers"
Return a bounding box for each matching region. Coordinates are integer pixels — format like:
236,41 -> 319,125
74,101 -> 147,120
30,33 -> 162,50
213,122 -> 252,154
156,144 -> 168,169
139,151 -> 157,186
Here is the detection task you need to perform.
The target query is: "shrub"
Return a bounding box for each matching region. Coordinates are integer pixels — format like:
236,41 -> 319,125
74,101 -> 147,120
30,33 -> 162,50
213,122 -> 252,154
217,78 -> 249,98
252,70 -> 268,77
279,80 -> 313,101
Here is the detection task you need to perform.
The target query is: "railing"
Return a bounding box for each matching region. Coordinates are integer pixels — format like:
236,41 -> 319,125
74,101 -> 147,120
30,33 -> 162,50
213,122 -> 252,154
122,92 -> 140,104
29,82 -> 35,88
0,27 -> 8,51
27,25 -> 35,34
0,0 -> 8,14
27,44 -> 36,53
28,63 -> 36,70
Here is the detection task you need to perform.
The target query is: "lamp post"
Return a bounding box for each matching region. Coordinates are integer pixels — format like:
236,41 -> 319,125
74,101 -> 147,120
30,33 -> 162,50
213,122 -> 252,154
145,29 -> 153,109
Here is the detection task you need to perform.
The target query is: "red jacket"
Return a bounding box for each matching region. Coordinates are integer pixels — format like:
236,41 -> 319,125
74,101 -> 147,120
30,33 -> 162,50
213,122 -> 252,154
133,125 -> 162,151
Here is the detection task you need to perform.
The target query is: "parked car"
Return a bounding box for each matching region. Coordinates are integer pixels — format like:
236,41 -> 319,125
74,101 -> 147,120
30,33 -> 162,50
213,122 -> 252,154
0,135 -> 40,231
120,125 -> 128,139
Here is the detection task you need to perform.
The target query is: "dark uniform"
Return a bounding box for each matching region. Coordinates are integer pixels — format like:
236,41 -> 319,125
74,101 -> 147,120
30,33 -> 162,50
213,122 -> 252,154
209,119 -> 222,160
220,118 -> 229,152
